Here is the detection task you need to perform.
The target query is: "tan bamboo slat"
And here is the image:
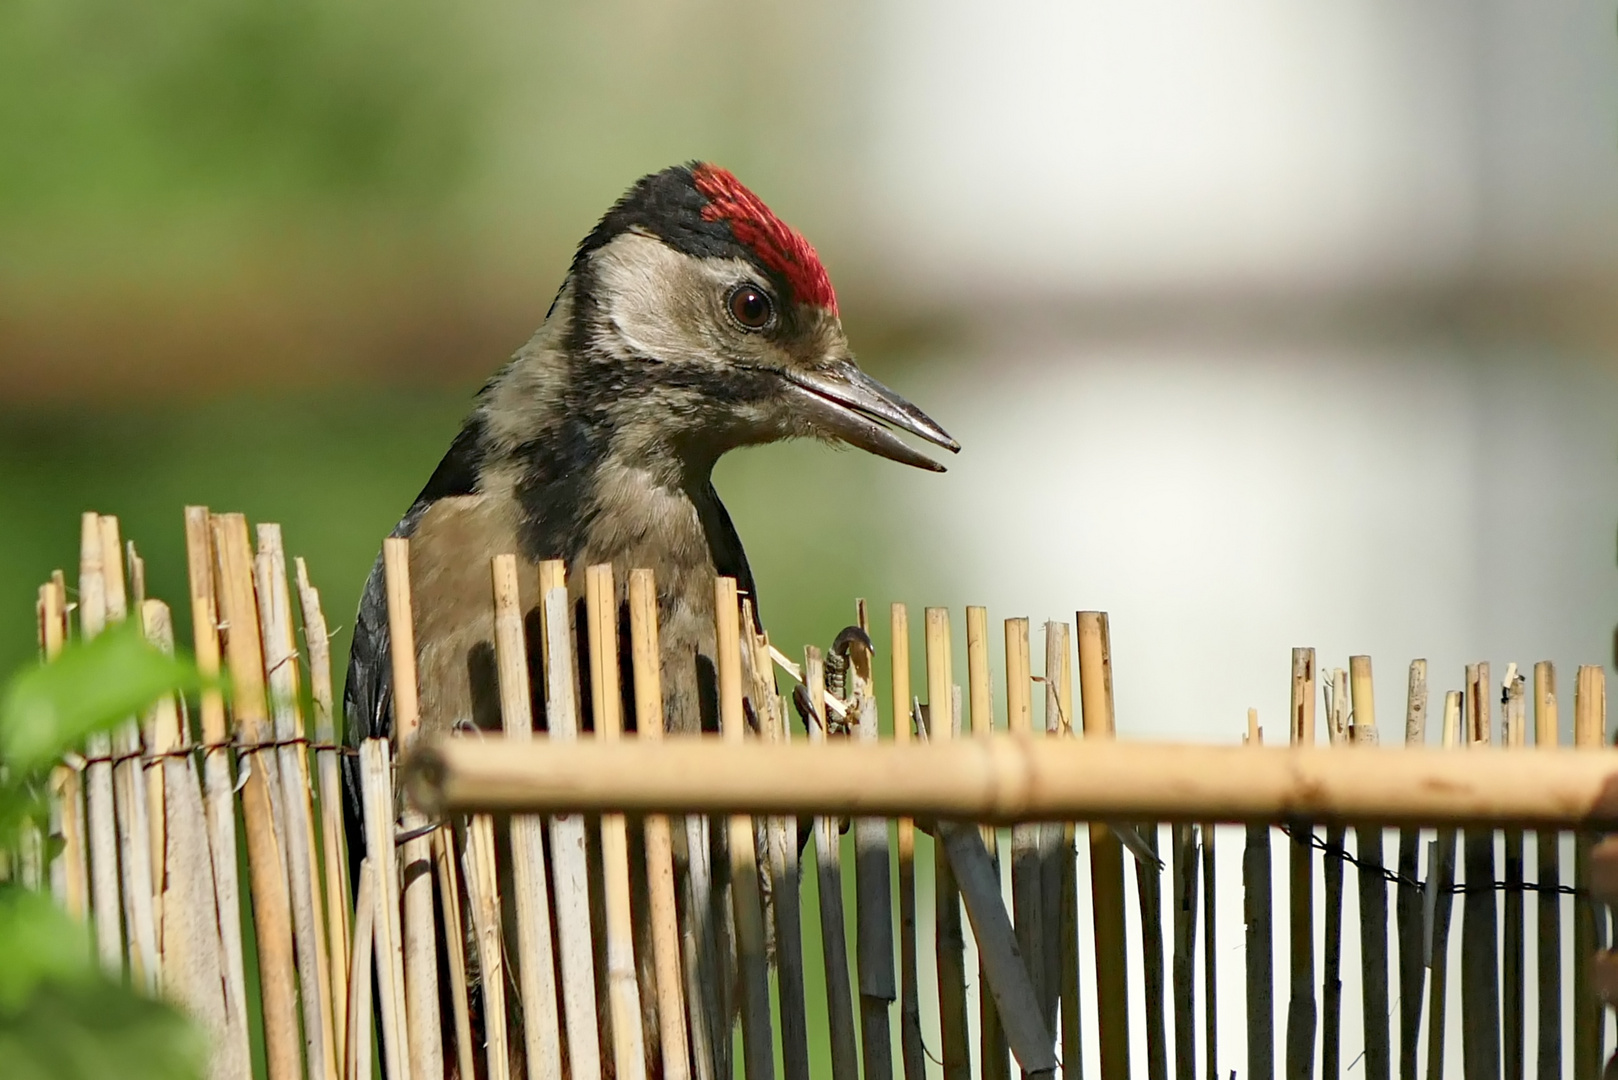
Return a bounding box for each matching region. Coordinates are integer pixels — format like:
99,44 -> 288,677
1394,660 -> 1427,1080
926,607 -> 971,1080
852,603 -> 894,1080
1243,712 -> 1272,1080
1574,665 -> 1606,1079
894,604 -> 925,1080
1502,665 -> 1526,1080
1460,663 -> 1501,1080
1285,647 -> 1317,1080
1349,656 -> 1389,1080
1533,661 -> 1561,1080
1078,611 -> 1129,1080
1424,692 -> 1461,1080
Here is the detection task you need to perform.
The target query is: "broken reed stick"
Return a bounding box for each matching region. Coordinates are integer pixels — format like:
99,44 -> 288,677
297,554 -> 353,1064
78,514 -> 123,977
1049,627 -> 1081,1080
1201,823 -> 1216,1080
715,576 -> 775,1080
1285,648 -> 1318,1080
894,604 -> 925,1080
213,512 -> 302,1080
1320,669 -> 1346,1080
260,524 -> 339,1080
42,574 -> 87,921
1533,661 -> 1561,1080
183,506 -> 249,1055
1501,666 -> 1526,1080
489,555 -> 563,1080
1395,661 -> 1427,1080
807,643 -> 859,1080
1424,692 -> 1462,1080
1242,712 -> 1273,1080
384,537 -> 444,1080
586,564 -> 649,1080
965,607 -> 1006,1080
628,569 -> 693,1080
541,564 -> 603,1080
348,859 -> 378,1080
1460,663 -> 1501,1080
131,548 -> 167,952
361,738 -> 410,1080
1078,611 -> 1130,1080
433,826 -> 477,1080
463,814 -> 512,1080
853,607 -> 895,1080
1349,656 -> 1390,1080
1037,622 -> 1068,1041
1005,614 -> 1047,1070
927,607 -> 971,1080
1574,665 -> 1606,1080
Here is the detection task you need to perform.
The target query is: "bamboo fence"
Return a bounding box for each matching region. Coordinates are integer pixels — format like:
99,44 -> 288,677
15,508 -> 1618,1080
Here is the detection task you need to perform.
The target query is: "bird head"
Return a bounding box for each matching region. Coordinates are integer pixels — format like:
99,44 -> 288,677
557,162 -> 959,474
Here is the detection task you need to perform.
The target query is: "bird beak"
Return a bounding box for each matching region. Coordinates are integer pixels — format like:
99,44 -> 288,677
784,361 -> 961,472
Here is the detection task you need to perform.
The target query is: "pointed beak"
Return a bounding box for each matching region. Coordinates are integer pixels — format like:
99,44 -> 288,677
783,361 -> 961,472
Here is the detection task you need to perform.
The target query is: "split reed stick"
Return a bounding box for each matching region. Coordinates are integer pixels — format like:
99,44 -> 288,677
1424,692 -> 1461,1080
1243,712 -> 1273,1080
541,559 -> 603,1080
361,738 -> 410,1080
1501,665 -> 1526,1080
853,609 -> 894,1080
1136,817 -> 1168,1080
1201,822 -> 1216,1080
715,576 -> 775,1080
895,604 -> 925,1080
1460,663 -> 1501,1080
1319,669 -> 1346,1080
42,573 -> 86,921
806,643 -> 859,1080
1574,665 -> 1606,1080
586,564 -> 649,1080
78,514 -> 123,977
1533,661 -> 1561,1080
348,859 -> 377,1080
965,607 -> 1003,1080
260,524 -> 339,1080
297,554 -> 353,1066
628,570 -> 692,1080
1078,611 -> 1129,1080
183,507 -> 249,1058
1395,661 -> 1427,1080
1172,824 -> 1197,1080
489,555 -> 563,1080
1005,614 -> 1048,1078
1038,622 -> 1069,1043
463,814 -> 511,1080
1349,656 -> 1389,1080
432,825 -> 476,1080
384,537 -> 443,1080
1286,647 -> 1317,1080
1047,624 -> 1080,1080
928,607 -> 971,1080
131,549 -> 167,947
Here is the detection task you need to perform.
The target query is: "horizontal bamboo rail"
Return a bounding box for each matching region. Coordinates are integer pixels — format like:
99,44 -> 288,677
403,737 -> 1618,827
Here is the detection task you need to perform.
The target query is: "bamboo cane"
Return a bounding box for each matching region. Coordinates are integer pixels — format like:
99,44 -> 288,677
540,562 -> 605,1080
383,537 -> 443,1080
78,514 -> 123,977
1533,661 -> 1560,1080
1172,824 -> 1197,1080
462,814 -> 511,1080
896,604 -> 925,1080
489,554 -> 563,1080
130,547 -> 166,950
183,507 -> 250,1059
627,570 -> 693,1080
1049,625 -> 1080,1080
1286,648 -> 1317,1080
1395,661 -> 1427,1080
966,606 -> 1008,1080
260,524 -> 339,1080
348,859 -> 377,1080
853,605 -> 894,1080
1460,663 -> 1500,1080
928,607 -> 971,1080
1078,612 -> 1128,1080
433,824 -> 476,1080
1502,665 -> 1526,1080
585,564 -> 649,1080
1005,615 -> 1047,1079
1574,665 -> 1605,1079
42,575 -> 86,923
1320,670 -> 1346,1080
1244,712 -> 1273,1080
1038,622 -> 1068,1044
715,576 -> 775,1080
1424,692 -> 1461,1080
361,738 -> 410,1080
1349,656 -> 1389,1080
806,643 -> 859,1080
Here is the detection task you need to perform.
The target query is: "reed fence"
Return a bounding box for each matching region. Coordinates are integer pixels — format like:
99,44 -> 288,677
19,507 -> 1618,1080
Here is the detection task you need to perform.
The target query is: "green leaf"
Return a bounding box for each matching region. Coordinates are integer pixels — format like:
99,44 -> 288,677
0,624 -> 201,773
0,888 -> 91,1012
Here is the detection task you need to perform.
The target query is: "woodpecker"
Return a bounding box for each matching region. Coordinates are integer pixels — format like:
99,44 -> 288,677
343,162 -> 957,1074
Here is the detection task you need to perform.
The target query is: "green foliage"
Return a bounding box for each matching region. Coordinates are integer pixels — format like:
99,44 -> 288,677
0,626 -> 207,1080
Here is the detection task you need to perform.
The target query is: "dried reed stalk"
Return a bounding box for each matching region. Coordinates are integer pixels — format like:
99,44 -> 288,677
927,607 -> 971,1080
540,559 -> 603,1080
489,554 -> 563,1080
585,564 -> 649,1080
462,814 -> 511,1080
1037,622 -> 1068,1042
1047,626 -> 1080,1080
1394,661 -> 1427,1080
1574,665 -> 1606,1079
1004,614 -> 1047,1079
183,506 -> 249,1053
1501,665 -> 1526,1080
966,606 -> 1006,1080
1285,647 -> 1317,1080
1460,663 -> 1500,1080
1533,661 -> 1560,1080
78,515 -> 122,976
1201,822 -> 1216,1080
628,570 -> 692,1080
432,825 -> 476,1080
361,738 -> 410,1080
894,604 -> 925,1080
1349,656 -> 1389,1080
348,859 -> 377,1080
1424,692 -> 1461,1080
715,576 -> 775,1080
131,548 -> 166,946
1243,712 -> 1273,1080
1172,823 -> 1197,1080
1319,669 -> 1346,1080
806,643 -> 859,1080
845,602 -> 891,1080
384,537 -> 443,1080
297,554 -> 353,1066
757,649 -> 809,1080
261,524 -> 339,1080
41,575 -> 86,923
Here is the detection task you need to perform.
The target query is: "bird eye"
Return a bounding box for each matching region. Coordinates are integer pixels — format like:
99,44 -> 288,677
727,284 -> 773,330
